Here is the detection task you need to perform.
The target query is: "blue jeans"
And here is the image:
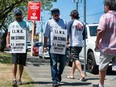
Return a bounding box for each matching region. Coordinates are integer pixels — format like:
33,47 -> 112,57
50,53 -> 67,84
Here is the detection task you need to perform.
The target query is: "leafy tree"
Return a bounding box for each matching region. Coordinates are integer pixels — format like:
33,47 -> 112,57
0,0 -> 54,52
0,0 -> 53,29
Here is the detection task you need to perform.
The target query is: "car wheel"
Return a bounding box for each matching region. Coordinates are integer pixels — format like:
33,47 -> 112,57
87,52 -> 98,74
39,56 -> 42,58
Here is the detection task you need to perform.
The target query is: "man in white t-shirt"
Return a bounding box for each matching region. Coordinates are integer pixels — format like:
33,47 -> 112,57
67,10 -> 85,81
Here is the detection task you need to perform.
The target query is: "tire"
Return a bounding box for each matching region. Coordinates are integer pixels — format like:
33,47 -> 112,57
66,47 -> 72,67
39,56 -> 42,58
87,52 -> 98,74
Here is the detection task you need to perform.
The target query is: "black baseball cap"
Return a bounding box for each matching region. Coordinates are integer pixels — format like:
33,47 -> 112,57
14,9 -> 22,15
51,8 -> 60,15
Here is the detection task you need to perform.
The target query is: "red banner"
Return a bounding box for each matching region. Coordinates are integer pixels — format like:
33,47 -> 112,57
28,1 -> 41,21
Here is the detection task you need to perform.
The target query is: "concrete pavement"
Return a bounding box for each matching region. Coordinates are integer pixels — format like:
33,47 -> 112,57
25,56 -> 116,87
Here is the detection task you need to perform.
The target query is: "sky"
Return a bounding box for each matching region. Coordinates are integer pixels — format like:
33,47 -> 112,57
37,0 -> 104,33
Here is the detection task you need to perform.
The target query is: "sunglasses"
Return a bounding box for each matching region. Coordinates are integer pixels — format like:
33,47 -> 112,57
54,14 -> 59,17
15,13 -> 22,16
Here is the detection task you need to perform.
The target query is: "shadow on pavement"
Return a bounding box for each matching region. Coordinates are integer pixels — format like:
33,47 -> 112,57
22,81 -> 39,85
22,81 -> 92,86
22,81 -> 51,85
107,66 -> 116,75
86,77 -> 99,80
59,82 -> 92,86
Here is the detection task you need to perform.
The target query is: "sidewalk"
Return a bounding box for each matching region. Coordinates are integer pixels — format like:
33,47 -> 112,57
25,56 -> 116,87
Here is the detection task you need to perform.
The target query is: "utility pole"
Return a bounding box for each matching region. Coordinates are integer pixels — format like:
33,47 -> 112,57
30,21 -> 35,56
83,0 -> 86,76
76,1 -> 78,11
39,16 -> 44,43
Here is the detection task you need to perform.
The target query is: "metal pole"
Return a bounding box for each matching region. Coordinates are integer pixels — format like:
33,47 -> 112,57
40,16 -> 43,42
40,17 -> 44,59
83,0 -> 86,75
30,22 -> 35,56
76,1 -> 78,11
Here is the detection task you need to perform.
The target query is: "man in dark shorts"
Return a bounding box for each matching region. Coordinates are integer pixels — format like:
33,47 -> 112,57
12,53 -> 27,66
6,9 -> 35,86
67,10 -> 85,80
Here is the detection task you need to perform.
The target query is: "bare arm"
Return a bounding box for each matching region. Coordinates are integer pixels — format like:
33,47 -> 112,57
95,29 -> 103,48
67,35 -> 69,45
43,37 -> 48,52
6,32 -> 10,48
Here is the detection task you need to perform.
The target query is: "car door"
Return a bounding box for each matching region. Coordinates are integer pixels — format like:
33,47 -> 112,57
79,25 -> 88,63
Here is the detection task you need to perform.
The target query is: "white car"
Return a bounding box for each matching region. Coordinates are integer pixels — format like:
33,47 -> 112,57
79,24 -> 100,74
27,41 -> 31,51
39,44 -> 50,59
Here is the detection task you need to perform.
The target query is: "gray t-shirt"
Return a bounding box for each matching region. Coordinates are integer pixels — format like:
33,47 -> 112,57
44,18 -> 67,46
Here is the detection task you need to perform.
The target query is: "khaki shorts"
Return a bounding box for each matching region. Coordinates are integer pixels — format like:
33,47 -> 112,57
99,54 -> 116,71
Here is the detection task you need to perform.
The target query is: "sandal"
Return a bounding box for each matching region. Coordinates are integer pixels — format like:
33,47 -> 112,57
80,73 -> 86,81
80,77 -> 86,81
67,76 -> 75,79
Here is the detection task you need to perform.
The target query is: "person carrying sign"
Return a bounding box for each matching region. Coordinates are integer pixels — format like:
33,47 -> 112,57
6,9 -> 35,86
44,8 -> 67,87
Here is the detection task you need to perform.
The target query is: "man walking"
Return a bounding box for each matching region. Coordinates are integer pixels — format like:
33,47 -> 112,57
67,10 -> 85,81
6,9 -> 35,86
94,0 -> 116,87
44,8 -> 67,87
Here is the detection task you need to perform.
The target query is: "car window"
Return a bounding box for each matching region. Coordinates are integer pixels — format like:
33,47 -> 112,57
47,42 -> 50,47
89,26 -> 98,36
27,42 -> 31,46
27,41 -> 30,44
34,42 -> 42,47
40,42 -> 49,47
84,27 -> 87,39
27,43 -> 31,46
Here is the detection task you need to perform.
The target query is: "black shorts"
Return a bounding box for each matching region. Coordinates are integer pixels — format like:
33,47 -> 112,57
12,53 -> 27,66
70,47 -> 82,61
